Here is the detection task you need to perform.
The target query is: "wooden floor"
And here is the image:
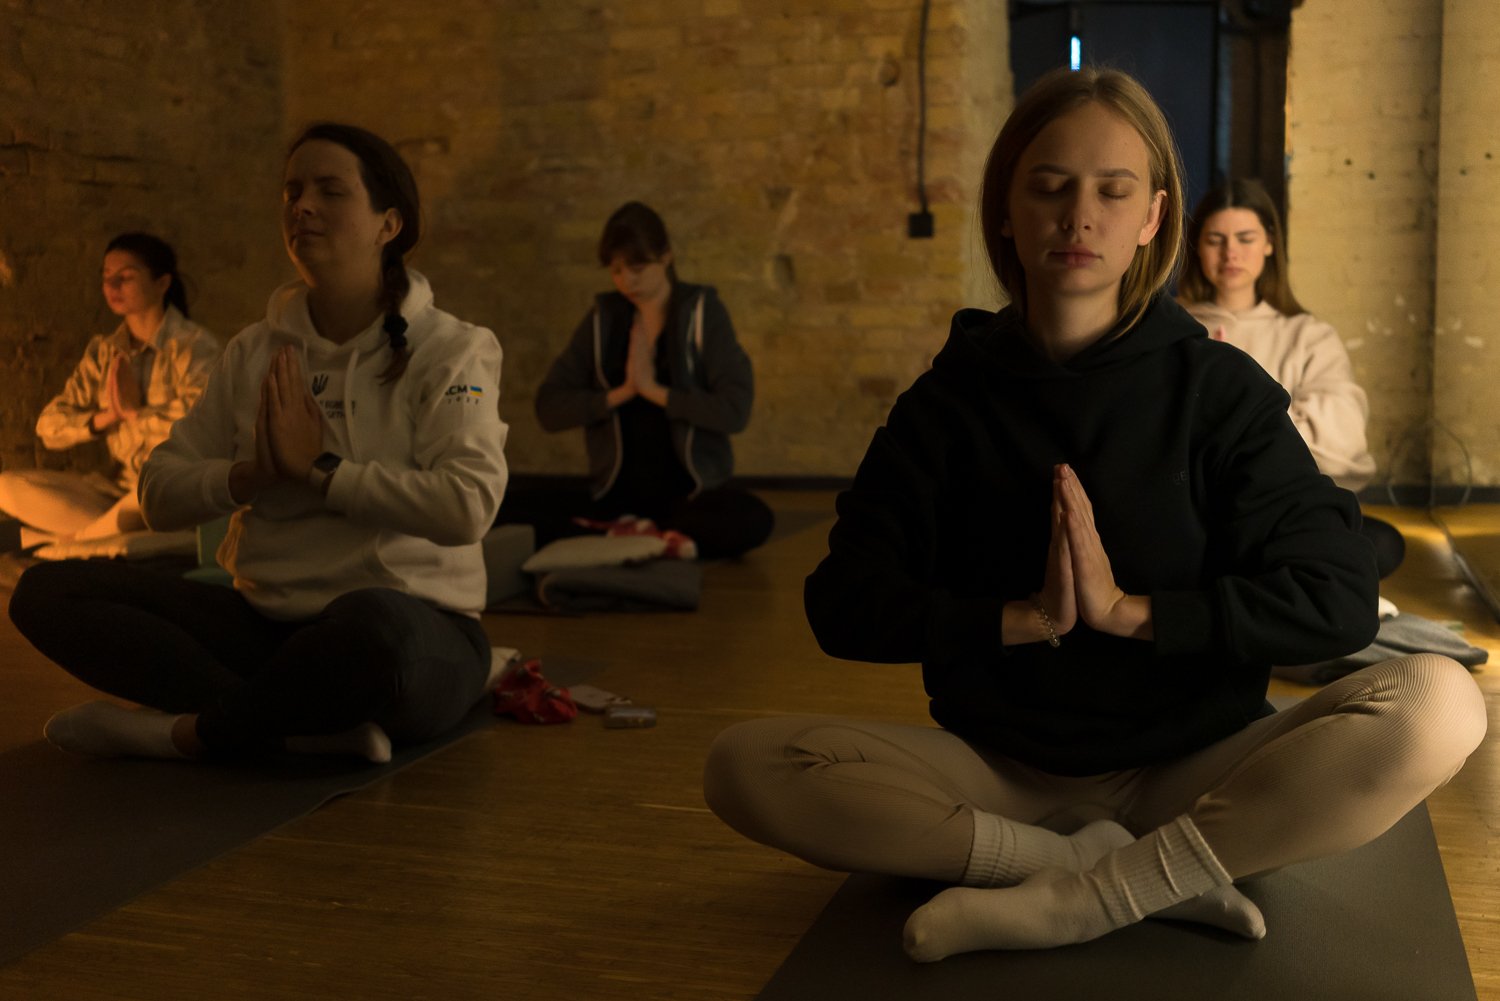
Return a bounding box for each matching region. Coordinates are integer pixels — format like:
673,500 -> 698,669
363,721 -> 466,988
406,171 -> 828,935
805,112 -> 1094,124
1,494 -> 1498,1000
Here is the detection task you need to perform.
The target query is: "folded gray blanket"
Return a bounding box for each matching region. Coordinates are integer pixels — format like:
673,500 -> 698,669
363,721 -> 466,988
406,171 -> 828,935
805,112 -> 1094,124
537,559 -> 703,612
1274,613 -> 1489,685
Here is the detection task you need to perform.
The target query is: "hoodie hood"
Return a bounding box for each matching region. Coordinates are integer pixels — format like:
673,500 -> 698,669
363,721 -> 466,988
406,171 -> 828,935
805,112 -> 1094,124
263,269 -> 436,359
934,295 -> 1209,383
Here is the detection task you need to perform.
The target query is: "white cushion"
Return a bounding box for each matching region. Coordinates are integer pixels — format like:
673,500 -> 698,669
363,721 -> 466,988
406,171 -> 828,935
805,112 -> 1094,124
521,534 -> 666,573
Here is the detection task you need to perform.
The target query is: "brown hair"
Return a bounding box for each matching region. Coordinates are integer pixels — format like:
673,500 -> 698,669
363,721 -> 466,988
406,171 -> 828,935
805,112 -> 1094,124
979,67 -> 1185,333
1180,178 -> 1305,316
598,201 -> 678,285
289,122 -> 421,383
106,232 -> 190,318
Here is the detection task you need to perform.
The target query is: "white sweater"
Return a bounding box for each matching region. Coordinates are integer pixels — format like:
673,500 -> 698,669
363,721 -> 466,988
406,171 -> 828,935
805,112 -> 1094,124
1184,300 -> 1376,492
140,272 -> 508,619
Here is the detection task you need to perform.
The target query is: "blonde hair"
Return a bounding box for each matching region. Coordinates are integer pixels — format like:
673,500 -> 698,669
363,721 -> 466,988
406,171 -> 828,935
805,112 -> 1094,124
1180,178 -> 1305,316
980,67 -> 1186,333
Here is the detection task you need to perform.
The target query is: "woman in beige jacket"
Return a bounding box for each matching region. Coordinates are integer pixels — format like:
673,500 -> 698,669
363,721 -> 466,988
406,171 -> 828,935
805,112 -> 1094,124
0,232 -> 218,549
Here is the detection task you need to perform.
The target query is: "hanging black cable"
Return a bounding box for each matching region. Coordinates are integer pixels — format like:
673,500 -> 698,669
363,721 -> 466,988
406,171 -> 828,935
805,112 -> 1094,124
909,0 -> 935,237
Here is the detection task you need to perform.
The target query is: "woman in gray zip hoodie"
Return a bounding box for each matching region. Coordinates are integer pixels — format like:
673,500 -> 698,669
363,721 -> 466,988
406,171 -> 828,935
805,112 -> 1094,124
527,202 -> 772,559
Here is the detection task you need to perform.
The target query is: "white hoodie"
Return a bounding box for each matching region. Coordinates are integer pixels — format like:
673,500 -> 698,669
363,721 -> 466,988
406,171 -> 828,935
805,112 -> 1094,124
141,272 -> 508,619
1184,300 -> 1377,492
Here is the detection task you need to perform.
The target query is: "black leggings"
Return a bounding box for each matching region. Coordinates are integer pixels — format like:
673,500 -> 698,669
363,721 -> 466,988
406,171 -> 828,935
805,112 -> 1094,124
9,560 -> 490,755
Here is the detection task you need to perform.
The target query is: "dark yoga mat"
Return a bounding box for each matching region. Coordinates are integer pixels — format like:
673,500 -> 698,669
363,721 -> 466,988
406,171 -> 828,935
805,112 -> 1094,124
757,804 -> 1475,1001
0,655 -> 600,966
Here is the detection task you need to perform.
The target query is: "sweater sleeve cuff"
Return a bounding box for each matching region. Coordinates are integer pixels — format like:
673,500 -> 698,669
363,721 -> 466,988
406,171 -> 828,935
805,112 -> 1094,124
324,459 -> 360,511
1150,589 -> 1219,657
205,458 -> 240,511
926,592 -> 1008,662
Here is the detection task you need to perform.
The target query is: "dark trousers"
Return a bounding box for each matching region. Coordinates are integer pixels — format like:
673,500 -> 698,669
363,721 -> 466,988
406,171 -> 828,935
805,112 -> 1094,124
498,482 -> 775,560
9,560 -> 490,754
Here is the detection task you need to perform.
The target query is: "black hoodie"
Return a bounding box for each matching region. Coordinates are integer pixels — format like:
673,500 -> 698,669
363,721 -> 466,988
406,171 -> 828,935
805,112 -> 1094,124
804,296 -> 1379,776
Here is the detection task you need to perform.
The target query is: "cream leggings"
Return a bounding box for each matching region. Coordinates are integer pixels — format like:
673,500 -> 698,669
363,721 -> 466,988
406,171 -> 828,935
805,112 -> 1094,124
704,654 -> 1487,883
0,469 -> 142,545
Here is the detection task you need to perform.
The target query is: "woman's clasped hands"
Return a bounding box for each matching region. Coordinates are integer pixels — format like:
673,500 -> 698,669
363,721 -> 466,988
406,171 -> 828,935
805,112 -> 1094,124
230,345 -> 327,503
91,355 -> 144,433
1032,463 -> 1153,643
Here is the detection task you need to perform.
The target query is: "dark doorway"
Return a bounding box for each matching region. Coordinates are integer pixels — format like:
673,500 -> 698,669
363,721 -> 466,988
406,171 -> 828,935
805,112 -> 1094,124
1009,1 -> 1296,224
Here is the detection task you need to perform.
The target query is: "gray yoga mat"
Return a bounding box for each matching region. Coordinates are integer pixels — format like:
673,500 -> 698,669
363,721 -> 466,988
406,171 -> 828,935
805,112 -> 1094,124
0,655 -> 600,966
757,804 -> 1475,1001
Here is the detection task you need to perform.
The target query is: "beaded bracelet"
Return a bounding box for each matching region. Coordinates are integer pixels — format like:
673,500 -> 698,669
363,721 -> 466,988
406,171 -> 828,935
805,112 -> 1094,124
1031,595 -> 1061,648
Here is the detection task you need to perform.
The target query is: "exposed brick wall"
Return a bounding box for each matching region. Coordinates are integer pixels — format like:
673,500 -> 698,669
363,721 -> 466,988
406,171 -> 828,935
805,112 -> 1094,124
11,2 -> 1481,488
283,0 -> 1008,477
1433,0 -> 1500,487
1287,0 -> 1443,487
0,0 -> 286,478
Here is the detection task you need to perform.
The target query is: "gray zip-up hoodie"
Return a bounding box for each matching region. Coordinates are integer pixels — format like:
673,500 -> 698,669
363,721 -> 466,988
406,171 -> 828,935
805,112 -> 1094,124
535,283 -> 752,499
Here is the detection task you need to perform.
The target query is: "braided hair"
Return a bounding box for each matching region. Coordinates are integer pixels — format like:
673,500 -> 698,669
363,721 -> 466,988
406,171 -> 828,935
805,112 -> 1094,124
289,122 -> 421,382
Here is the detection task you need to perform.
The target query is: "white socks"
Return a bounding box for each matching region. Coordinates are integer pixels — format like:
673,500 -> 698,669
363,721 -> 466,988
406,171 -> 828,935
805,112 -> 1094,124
46,701 -> 393,764
963,812 -> 1134,887
907,814 -> 1258,961
44,701 -> 188,759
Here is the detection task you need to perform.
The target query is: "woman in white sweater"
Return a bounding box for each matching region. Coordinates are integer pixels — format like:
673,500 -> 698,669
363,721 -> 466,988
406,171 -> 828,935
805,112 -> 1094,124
1180,178 -> 1403,576
10,123 -> 510,763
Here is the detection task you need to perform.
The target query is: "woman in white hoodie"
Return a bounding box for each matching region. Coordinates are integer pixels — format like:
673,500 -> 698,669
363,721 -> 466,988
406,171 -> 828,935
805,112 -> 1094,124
1180,178 -> 1403,577
10,123 -> 510,764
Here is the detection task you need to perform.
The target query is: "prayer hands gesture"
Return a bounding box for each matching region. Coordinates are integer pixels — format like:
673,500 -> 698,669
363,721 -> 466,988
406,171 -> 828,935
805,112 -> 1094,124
92,355 -> 142,432
1030,464 -> 1153,643
608,316 -> 668,409
230,346 -> 327,503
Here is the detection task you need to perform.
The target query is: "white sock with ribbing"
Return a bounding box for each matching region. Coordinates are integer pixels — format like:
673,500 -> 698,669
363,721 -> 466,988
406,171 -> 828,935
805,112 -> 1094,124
43,701 -> 188,759
964,810 -> 1264,940
906,815 -> 1244,961
963,811 -> 1134,886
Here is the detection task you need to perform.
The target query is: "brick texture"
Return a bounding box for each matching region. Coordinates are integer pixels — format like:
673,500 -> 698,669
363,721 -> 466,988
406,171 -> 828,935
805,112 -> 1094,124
1287,0 -> 1442,486
282,0 -> 1009,476
1433,0 -> 1500,487
0,0 -> 287,478
5,2 -> 1486,487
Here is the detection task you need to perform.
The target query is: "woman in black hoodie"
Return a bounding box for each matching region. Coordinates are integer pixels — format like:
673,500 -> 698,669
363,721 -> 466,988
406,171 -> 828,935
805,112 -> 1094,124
703,68 -> 1485,961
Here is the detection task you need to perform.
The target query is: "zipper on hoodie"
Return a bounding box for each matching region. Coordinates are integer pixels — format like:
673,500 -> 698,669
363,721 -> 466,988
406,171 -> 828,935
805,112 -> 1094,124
592,306 -> 625,500
680,293 -> 705,497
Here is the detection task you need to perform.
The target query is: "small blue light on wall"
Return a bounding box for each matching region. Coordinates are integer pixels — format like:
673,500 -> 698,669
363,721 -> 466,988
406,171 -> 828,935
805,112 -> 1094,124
1070,36 -> 1082,71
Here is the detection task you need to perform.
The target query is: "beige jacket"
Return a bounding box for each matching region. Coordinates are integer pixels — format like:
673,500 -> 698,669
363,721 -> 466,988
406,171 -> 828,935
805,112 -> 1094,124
1183,300 -> 1376,492
35,306 -> 220,490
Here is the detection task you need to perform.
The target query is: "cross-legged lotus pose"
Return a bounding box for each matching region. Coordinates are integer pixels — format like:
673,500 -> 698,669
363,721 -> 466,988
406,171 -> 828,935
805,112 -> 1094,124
702,69 -> 1485,961
1179,177 -> 1404,578
515,201 -> 772,560
0,232 -> 217,549
10,123 -> 510,764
